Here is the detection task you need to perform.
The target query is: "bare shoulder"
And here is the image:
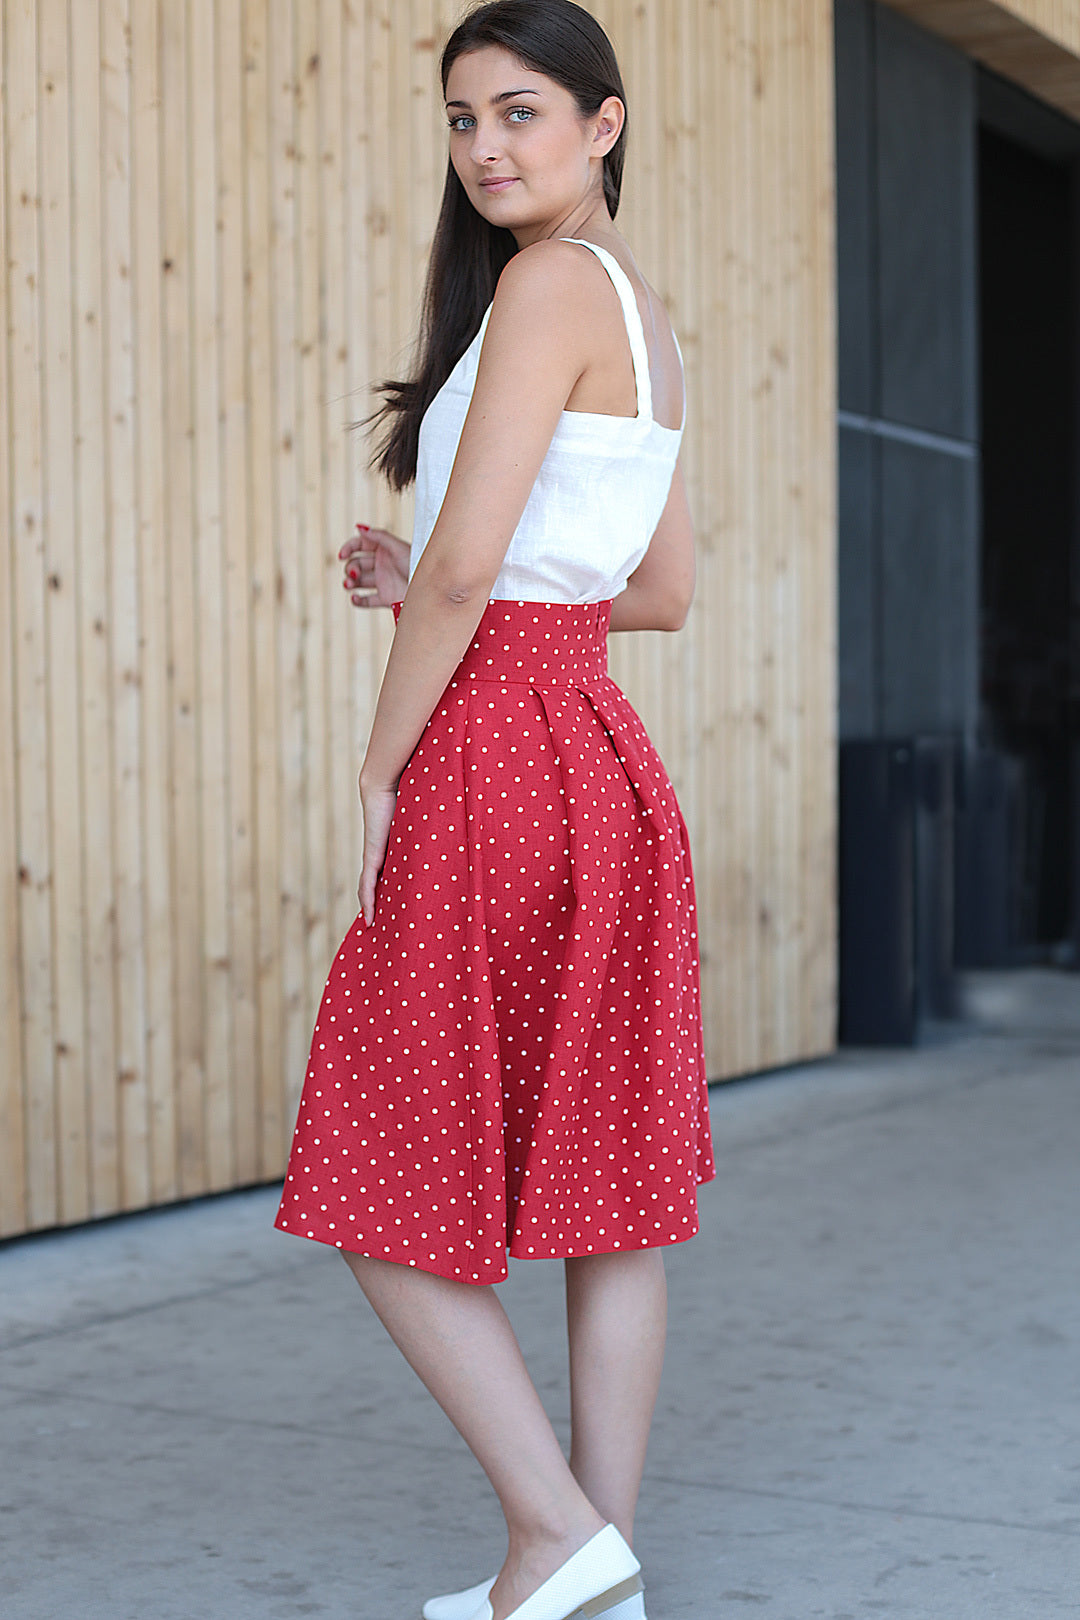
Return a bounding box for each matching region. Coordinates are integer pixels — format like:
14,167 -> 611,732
491,238 -> 616,326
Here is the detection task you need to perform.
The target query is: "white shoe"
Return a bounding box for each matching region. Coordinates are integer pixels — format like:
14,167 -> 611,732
423,1576 -> 497,1620
465,1524 -> 643,1620
423,1579 -> 645,1620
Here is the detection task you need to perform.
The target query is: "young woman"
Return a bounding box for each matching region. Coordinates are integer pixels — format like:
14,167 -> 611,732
275,4 -> 715,1617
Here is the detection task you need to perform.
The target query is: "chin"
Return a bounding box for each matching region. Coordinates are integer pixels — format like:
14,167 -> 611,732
471,192 -> 529,225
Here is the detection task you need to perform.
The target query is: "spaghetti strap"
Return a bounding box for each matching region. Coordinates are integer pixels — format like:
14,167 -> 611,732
560,237 -> 653,422
672,327 -> 687,433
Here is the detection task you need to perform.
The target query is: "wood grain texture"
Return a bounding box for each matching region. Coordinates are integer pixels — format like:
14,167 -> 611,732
102,0 -> 150,1210
71,0 -> 120,1218
133,0 -> 179,1208
0,0 -> 27,1239
39,0 -> 89,1225
0,0 -> 839,1238
218,0 -> 259,1188
880,0 -> 1080,118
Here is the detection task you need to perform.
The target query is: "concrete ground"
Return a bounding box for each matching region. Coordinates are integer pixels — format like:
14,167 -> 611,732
2,969 -> 1078,1620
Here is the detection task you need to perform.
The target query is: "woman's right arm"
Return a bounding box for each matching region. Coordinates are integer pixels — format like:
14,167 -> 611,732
608,457 -> 696,632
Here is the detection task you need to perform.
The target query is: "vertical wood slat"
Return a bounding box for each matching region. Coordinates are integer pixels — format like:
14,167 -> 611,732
3,0 -> 851,1238
40,0 -> 89,1224
102,0 -> 148,1210
130,0 -> 177,1206
675,0 -> 702,814
160,0 -> 204,1196
296,0 -> 329,1025
694,0 -> 730,1068
218,0 -> 259,1186
0,0 -> 29,1238
191,0 -> 232,1192
361,0 -> 405,811
71,0 -> 121,1215
315,0 -> 343,964
9,0 -> 60,1232
269,0 -> 305,1164
731,0 -> 755,1071
756,0 -> 782,1064
323,0 -> 356,957
243,0 -> 284,1181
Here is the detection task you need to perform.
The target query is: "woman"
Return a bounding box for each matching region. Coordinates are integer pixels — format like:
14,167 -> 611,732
275,4 -> 715,1617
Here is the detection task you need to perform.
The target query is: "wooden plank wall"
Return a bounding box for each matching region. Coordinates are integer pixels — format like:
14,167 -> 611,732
880,1 -> 1080,118
0,0 -> 837,1240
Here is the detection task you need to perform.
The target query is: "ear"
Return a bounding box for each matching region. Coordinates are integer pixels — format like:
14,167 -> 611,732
591,94 -> 625,157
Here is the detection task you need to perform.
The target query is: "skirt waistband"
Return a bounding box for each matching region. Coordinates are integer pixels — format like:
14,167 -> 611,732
391,597 -> 612,686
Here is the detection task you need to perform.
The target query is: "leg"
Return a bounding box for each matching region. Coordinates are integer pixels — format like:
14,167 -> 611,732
341,1251 -> 605,1620
564,1248 -> 668,1546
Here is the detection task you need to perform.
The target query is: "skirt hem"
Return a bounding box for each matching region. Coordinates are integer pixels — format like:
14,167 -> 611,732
273,1163 -> 717,1286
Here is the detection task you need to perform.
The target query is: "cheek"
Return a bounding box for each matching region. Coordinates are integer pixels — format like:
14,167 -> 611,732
520,126 -> 579,178
539,126 -> 591,175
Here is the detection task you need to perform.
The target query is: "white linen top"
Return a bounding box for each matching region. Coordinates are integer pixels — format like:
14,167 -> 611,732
408,238 -> 685,604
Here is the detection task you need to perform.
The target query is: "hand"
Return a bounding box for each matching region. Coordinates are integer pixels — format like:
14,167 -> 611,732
340,524 -> 410,609
357,777 -> 399,927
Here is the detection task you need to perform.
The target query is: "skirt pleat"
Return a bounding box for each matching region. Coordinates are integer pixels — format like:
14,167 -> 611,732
274,598 -> 715,1283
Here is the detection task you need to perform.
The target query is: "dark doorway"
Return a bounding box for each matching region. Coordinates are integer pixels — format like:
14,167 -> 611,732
977,123 -> 1078,956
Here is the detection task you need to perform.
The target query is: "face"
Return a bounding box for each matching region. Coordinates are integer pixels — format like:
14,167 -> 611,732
443,45 -> 623,244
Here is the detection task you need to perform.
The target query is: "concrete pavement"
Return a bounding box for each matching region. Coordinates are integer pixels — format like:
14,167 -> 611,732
2,969 -> 1078,1619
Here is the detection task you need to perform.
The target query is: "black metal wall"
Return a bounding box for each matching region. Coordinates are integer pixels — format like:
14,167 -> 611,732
835,2 -> 1080,972
835,0 -> 980,744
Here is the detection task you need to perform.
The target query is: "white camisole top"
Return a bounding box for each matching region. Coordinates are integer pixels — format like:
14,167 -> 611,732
408,238 -> 686,604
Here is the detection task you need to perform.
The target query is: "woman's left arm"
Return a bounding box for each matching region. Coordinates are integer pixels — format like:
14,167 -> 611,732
355,241 -> 594,924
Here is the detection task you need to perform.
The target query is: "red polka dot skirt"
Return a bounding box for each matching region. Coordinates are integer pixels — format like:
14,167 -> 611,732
275,598 -> 715,1283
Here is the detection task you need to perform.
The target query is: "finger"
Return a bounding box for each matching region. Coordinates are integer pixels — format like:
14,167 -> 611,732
360,868 -> 376,927
339,532 -> 374,561
343,568 -> 374,592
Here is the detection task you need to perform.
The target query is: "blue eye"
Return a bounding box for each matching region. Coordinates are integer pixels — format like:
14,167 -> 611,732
447,115 -> 475,132
507,107 -> 534,123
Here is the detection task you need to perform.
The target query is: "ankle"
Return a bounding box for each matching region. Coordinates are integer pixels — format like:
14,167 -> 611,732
505,1498 -> 606,1560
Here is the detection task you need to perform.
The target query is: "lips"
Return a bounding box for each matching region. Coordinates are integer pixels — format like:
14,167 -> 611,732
478,176 -> 518,191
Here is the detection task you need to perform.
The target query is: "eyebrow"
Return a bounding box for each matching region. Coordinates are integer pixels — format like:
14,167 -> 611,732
445,87 -> 543,110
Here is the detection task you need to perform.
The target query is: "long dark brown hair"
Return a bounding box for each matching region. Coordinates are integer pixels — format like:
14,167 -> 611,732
367,0 -> 629,491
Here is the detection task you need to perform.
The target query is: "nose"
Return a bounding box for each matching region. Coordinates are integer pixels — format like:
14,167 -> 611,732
467,118 -> 505,167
